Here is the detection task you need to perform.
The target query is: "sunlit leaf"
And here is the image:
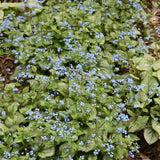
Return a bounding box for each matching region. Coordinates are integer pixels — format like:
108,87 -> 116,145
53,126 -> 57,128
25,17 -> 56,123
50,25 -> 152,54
132,54 -> 155,71
129,116 -> 149,132
5,112 -> 25,127
144,127 -> 159,145
38,147 -> 55,158
153,59 -> 160,71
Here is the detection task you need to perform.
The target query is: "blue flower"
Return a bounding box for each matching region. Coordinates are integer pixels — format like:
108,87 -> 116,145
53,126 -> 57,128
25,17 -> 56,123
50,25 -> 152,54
79,141 -> 84,146
91,134 -> 96,138
148,91 -> 153,95
1,110 -> 6,116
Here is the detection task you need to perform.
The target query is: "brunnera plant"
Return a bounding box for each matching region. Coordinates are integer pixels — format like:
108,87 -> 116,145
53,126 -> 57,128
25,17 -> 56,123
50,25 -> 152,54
0,0 -> 156,159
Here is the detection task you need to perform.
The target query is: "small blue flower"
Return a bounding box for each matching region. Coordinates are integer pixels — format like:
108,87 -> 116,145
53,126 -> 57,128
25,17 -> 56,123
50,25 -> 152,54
60,100 -> 64,105
91,134 -> 96,138
1,110 -> 6,116
148,91 -> 153,95
148,99 -> 152,103
79,141 -> 84,146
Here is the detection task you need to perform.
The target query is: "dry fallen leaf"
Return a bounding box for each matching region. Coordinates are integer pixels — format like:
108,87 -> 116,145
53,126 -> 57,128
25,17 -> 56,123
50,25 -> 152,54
138,153 -> 151,160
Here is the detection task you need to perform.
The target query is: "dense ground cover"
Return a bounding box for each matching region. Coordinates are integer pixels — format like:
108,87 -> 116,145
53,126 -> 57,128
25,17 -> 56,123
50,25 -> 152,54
0,0 -> 160,159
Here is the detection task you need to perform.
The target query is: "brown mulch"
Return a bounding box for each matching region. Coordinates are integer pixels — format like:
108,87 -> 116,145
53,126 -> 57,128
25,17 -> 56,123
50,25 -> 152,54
0,54 -> 17,85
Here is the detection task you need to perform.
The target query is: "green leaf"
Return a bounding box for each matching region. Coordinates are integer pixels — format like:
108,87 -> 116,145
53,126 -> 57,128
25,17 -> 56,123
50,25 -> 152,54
31,65 -> 37,73
142,108 -> 148,113
98,58 -> 112,75
14,135 -> 23,143
134,101 -> 145,108
150,105 -> 160,118
0,9 -> 4,20
151,42 -> 160,51
129,134 -> 140,141
23,127 -> 42,138
141,71 -> 158,93
59,143 -> 76,158
152,120 -> 160,135
104,43 -> 114,51
4,83 -> 16,92
38,147 -> 55,158
88,107 -> 97,121
85,139 -> 96,152
57,82 -> 68,96
117,148 -> 128,159
0,123 -> 8,132
128,116 -> 149,132
0,3 -> 25,12
10,64 -> 27,80
8,102 -> 18,114
153,98 -> 160,105
153,60 -> 160,71
5,112 -> 25,127
144,127 -> 159,145
152,70 -> 160,81
136,91 -> 148,103
133,28 -> 141,35
130,40 -> 138,47
129,74 -> 140,80
132,54 -> 155,71
127,109 -> 136,117
9,125 -> 19,132
24,22 -> 32,36
88,10 -> 101,25
88,155 -> 97,160
22,87 -> 29,94
0,144 -> 7,150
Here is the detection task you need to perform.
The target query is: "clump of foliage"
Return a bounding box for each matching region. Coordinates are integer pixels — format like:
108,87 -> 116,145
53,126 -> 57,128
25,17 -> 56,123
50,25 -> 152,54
0,0 -> 160,159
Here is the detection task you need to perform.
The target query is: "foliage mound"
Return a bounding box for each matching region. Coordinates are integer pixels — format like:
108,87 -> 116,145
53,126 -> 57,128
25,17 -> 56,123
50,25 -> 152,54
0,0 -> 160,159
